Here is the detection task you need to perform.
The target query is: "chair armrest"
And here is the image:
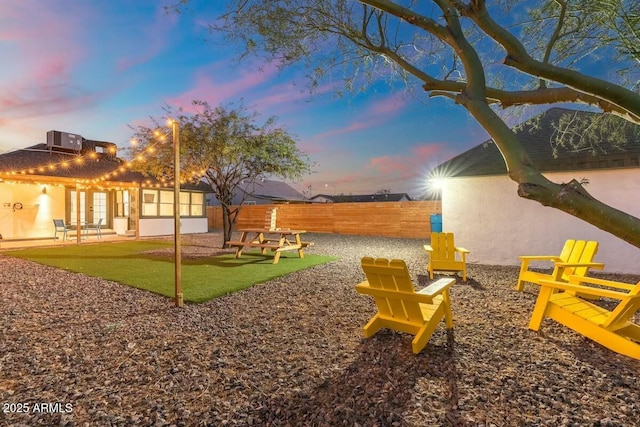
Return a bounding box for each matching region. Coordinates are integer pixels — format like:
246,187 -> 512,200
518,255 -> 562,261
355,280 -> 369,292
538,279 -> 632,300
554,262 -> 604,270
567,275 -> 638,291
455,247 -> 469,254
423,245 -> 433,253
356,281 -> 439,304
418,278 -> 455,297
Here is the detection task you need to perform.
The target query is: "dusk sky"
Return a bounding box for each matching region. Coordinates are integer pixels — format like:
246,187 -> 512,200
0,0 -> 491,197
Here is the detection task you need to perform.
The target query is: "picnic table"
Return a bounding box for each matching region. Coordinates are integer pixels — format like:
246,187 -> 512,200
226,228 -> 313,264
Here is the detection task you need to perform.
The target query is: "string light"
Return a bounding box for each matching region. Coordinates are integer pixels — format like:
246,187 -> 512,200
0,126 -> 208,188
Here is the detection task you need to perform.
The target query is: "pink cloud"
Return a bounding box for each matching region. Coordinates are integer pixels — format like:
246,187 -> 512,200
368,143 -> 448,179
334,174 -> 362,186
369,156 -> 407,174
116,6 -> 178,72
0,1 -> 99,120
298,141 -> 323,155
253,81 -> 338,111
369,93 -> 407,116
309,92 -> 408,144
302,174 -> 364,194
412,144 -> 447,161
166,61 -> 281,111
298,143 -> 453,196
253,83 -> 310,108
299,170 -> 420,196
311,122 -> 369,141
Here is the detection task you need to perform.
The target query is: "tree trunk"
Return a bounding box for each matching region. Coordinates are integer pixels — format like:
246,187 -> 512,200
221,203 -> 243,249
517,179 -> 640,248
221,205 -> 233,249
368,0 -> 640,249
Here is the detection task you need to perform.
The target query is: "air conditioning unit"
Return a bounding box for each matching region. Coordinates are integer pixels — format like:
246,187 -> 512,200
46,130 -> 83,152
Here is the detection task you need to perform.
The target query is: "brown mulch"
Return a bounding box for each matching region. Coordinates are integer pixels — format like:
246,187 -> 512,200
1,232 -> 639,426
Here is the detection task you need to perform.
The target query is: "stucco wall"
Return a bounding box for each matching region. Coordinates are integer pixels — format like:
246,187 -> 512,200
138,217 -> 208,237
1,181 -> 208,240
0,183 -> 66,239
441,168 -> 640,274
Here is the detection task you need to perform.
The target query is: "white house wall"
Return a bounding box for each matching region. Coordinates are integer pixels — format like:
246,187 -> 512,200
442,169 -> 640,274
138,217 -> 208,237
0,182 -> 66,239
1,181 -> 209,240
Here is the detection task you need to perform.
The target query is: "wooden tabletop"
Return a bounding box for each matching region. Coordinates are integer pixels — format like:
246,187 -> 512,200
237,228 -> 306,234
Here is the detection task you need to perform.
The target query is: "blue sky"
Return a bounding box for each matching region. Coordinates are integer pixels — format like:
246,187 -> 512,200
0,0 -> 489,197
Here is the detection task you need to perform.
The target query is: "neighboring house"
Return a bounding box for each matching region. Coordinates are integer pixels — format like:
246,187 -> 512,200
0,132 -> 208,240
206,179 -> 309,206
431,107 -> 640,274
309,193 -> 413,203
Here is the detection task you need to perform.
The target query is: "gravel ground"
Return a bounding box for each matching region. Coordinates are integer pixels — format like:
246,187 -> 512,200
1,232 -> 639,427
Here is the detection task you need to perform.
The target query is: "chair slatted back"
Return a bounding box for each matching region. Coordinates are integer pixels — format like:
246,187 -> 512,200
431,232 -> 457,262
559,240 -> 599,281
557,239 -> 577,263
361,257 -> 423,324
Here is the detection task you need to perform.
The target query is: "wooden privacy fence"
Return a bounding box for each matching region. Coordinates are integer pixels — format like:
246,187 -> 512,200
206,201 -> 441,239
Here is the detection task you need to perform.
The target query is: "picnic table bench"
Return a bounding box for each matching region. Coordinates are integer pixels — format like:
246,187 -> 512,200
226,228 -> 313,264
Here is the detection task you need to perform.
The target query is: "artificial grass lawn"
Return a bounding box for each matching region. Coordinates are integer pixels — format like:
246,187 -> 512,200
8,241 -> 336,303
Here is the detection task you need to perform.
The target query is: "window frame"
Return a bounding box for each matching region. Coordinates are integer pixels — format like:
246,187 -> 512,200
139,189 -> 206,218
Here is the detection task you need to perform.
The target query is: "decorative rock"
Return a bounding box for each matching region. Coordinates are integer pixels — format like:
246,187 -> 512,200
0,232 -> 638,426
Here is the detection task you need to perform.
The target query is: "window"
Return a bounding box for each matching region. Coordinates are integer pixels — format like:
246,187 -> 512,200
159,190 -> 174,216
116,190 -> 130,217
142,189 -> 158,216
179,191 -> 191,216
190,193 -> 204,216
139,189 -> 205,218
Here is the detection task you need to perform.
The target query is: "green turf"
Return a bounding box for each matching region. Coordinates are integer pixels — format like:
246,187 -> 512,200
7,241 -> 336,303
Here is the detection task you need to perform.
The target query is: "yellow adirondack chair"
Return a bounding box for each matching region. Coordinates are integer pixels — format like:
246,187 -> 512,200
423,232 -> 469,281
528,275 -> 640,360
355,257 -> 455,354
516,240 -> 604,292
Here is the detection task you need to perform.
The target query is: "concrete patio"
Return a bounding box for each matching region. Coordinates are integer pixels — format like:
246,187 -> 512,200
0,229 -> 138,250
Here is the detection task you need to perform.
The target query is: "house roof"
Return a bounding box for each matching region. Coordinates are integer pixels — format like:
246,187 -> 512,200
207,179 -> 309,205
239,179 -> 307,202
0,143 -> 208,191
431,108 -> 640,178
310,193 -> 412,203
0,143 -> 141,181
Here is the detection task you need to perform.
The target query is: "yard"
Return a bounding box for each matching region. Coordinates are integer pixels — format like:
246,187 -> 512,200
6,238 -> 335,303
1,232 -> 639,426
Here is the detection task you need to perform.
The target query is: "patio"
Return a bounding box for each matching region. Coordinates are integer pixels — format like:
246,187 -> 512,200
0,229 -> 137,250
1,232 -> 638,425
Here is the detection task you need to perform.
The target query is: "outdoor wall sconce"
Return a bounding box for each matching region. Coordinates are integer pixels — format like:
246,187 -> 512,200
42,187 -> 47,194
